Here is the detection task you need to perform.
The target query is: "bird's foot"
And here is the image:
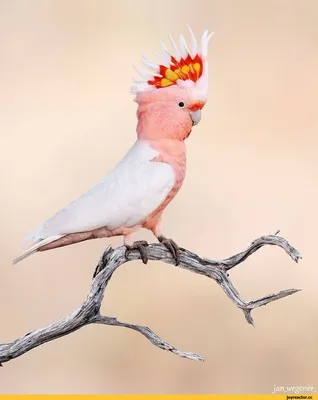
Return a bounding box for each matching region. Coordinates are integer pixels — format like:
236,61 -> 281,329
125,241 -> 149,264
158,236 -> 180,266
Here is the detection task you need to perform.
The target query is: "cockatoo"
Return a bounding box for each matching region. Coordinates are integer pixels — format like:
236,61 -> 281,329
13,25 -> 213,266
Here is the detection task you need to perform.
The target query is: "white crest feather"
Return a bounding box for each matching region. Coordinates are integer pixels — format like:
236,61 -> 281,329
134,65 -> 153,80
155,52 -> 170,68
140,54 -> 159,73
186,24 -> 198,58
168,33 -> 181,62
179,34 -> 189,59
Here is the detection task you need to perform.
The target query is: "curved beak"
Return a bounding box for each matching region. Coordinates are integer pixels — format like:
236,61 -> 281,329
189,110 -> 202,126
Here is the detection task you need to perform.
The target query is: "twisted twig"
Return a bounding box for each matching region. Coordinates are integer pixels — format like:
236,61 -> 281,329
0,233 -> 302,365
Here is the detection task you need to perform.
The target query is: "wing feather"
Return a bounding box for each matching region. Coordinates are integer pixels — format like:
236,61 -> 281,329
25,141 -> 175,241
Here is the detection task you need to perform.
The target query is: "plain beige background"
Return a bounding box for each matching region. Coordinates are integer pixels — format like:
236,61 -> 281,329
0,0 -> 317,394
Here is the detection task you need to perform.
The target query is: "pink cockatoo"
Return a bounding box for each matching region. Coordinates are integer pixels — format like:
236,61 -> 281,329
14,25 -> 213,266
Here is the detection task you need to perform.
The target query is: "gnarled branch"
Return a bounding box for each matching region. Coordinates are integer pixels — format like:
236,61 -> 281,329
0,233 -> 302,365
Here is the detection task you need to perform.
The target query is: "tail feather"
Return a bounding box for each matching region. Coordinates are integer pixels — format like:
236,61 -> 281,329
13,235 -> 64,265
22,225 -> 43,243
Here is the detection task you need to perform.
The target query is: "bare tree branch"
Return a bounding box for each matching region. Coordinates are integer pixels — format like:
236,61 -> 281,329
0,233 -> 302,365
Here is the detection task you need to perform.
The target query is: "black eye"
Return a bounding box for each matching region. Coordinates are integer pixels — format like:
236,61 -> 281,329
178,101 -> 185,108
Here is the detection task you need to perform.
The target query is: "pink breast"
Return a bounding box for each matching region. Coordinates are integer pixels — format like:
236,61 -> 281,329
142,139 -> 186,231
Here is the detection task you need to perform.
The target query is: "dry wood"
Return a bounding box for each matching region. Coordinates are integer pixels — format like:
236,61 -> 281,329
0,232 -> 302,365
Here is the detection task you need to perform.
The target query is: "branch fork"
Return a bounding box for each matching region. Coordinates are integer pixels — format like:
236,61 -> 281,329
0,233 -> 302,365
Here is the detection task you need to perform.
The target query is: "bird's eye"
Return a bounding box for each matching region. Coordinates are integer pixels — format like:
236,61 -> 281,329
178,101 -> 185,108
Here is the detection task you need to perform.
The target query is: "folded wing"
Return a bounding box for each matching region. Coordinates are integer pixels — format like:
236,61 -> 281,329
25,140 -> 175,242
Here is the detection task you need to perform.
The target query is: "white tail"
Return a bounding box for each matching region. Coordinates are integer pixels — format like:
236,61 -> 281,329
13,235 -> 64,265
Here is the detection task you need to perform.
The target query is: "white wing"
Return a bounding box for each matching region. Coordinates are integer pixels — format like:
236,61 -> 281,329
25,140 -> 175,241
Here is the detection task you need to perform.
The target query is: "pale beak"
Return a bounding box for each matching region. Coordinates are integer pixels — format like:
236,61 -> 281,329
189,110 -> 202,126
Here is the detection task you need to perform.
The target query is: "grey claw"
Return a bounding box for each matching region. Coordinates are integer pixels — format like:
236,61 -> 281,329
125,241 -> 149,264
158,236 -> 180,266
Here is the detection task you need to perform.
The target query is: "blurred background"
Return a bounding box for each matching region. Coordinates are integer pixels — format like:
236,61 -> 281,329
0,0 -> 317,394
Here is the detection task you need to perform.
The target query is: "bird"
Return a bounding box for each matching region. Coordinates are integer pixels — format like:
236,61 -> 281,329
13,25 -> 213,266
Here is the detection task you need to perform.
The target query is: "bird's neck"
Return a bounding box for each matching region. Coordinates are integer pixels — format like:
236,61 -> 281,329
146,138 -> 186,169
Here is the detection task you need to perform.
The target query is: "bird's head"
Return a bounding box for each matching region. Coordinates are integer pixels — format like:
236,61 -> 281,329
132,26 -> 213,141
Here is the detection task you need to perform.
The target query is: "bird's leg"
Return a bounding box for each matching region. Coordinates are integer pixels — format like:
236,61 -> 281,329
124,233 -> 149,264
157,235 -> 180,266
125,241 -> 149,264
151,224 -> 180,266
